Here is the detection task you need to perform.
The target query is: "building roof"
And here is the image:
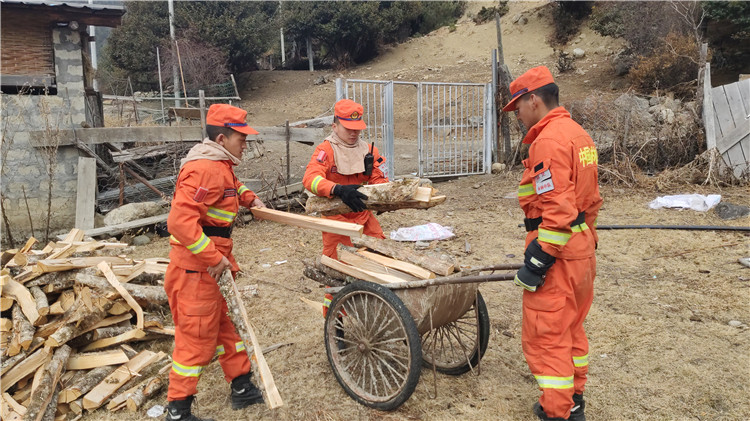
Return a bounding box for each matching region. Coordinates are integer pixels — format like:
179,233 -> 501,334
1,0 -> 125,27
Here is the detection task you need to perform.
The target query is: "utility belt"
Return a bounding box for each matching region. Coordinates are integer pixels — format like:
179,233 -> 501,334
524,212 -> 586,232
202,225 -> 233,238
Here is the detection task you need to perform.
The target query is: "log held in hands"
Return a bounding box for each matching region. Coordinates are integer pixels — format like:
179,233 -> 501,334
216,270 -> 283,409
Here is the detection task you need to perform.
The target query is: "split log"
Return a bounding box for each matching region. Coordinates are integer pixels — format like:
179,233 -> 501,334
1,297 -> 13,311
74,272 -> 167,306
126,376 -> 163,412
338,245 -> 419,281
45,291 -> 114,348
355,249 -> 435,279
2,392 -> 26,417
33,256 -> 130,274
351,236 -> 456,276
0,318 -> 11,332
1,338 -> 44,376
41,279 -> 74,294
68,399 -> 82,414
320,255 -> 404,284
305,178 -> 421,215
60,366 -> 116,404
79,329 -> 146,352
106,361 -> 169,410
3,278 -> 43,326
250,207 -> 363,237
216,270 -> 283,409
28,287 -> 49,317
108,300 -> 131,315
48,291 -> 75,315
12,305 -> 34,351
23,345 -> 71,421
82,350 -> 163,410
66,349 -> 129,370
302,265 -> 347,288
97,262 -> 143,329
39,384 -> 60,421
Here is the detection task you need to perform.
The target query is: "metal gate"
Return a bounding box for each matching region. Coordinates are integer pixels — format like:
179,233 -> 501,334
336,79 -> 493,179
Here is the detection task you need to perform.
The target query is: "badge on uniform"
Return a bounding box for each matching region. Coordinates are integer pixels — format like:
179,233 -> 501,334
331,166 -> 338,174
534,170 -> 554,194
193,187 -> 208,202
223,188 -> 236,198
316,150 -> 327,162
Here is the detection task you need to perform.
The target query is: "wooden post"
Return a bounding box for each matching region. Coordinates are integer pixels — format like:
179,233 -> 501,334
285,120 -> 291,184
199,89 -> 207,140
75,157 -> 96,230
495,13 -> 514,164
118,163 -> 125,207
307,37 -> 314,72
216,270 -> 283,409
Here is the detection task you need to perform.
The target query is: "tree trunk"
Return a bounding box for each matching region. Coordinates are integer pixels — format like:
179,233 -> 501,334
351,236 -> 456,276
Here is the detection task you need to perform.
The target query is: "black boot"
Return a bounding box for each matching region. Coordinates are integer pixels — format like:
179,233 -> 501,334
231,372 -> 264,410
533,402 -> 568,421
165,396 -> 214,421
569,393 -> 586,421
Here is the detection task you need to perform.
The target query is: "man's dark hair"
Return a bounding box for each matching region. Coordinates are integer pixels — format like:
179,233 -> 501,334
531,83 -> 559,109
333,116 -> 340,124
206,124 -> 235,141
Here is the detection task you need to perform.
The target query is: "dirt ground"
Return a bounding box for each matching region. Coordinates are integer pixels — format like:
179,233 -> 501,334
96,2 -> 749,420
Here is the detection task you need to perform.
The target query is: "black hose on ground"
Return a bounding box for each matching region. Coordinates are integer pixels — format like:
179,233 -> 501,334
596,224 -> 750,231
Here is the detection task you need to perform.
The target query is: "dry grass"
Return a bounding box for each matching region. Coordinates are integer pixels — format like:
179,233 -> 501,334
116,172 -> 750,421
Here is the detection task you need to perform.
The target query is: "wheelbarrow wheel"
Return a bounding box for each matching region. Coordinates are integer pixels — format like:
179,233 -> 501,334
421,291 -> 490,375
325,281 -> 422,411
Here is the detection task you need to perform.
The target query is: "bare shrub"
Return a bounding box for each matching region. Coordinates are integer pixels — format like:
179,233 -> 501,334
548,1 -> 593,47
473,2 -> 509,25
555,50 -> 575,73
160,32 -> 231,97
630,32 -> 703,99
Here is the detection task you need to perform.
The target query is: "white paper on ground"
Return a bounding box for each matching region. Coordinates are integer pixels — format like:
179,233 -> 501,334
648,194 -> 721,212
390,223 -> 455,241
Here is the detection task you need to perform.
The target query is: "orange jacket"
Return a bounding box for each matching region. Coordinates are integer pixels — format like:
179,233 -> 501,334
302,139 -> 388,225
167,159 -> 258,272
518,107 -> 602,259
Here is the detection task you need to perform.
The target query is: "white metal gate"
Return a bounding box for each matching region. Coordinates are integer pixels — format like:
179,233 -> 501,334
336,78 -> 493,179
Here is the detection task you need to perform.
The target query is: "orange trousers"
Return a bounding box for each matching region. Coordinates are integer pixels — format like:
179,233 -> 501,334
321,212 -> 385,259
522,256 -> 595,419
165,265 -> 251,401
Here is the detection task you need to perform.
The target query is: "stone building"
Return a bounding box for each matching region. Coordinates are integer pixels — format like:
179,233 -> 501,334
0,1 -> 124,245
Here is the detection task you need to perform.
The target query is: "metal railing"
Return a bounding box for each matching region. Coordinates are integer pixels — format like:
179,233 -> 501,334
336,78 -> 493,179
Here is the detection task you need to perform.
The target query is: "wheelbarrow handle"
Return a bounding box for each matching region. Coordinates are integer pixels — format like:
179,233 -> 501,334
324,272 -> 516,294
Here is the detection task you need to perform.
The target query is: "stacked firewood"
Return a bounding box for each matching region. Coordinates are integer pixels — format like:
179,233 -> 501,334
1,229 -> 173,420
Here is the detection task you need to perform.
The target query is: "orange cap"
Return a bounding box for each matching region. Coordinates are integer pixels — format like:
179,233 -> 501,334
206,104 -> 259,135
334,99 -> 366,130
502,66 -> 555,112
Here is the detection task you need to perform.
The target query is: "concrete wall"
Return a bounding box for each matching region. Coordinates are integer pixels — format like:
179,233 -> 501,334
1,27 -> 87,244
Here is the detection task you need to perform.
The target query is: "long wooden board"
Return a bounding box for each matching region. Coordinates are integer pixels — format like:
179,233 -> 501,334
320,255 -> 403,284
251,207 -> 363,237
337,247 -> 418,281
66,349 -> 130,370
34,256 -> 131,273
355,249 -> 435,279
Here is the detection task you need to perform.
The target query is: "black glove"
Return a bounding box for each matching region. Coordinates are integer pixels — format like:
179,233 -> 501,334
333,184 -> 368,212
514,238 -> 556,292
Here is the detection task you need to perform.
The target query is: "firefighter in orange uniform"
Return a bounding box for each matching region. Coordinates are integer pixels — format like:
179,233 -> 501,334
164,104 -> 267,421
503,66 -> 602,421
303,99 -> 389,313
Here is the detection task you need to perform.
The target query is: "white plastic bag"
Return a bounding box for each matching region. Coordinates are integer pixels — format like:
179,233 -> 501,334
648,194 -> 721,212
390,223 -> 454,241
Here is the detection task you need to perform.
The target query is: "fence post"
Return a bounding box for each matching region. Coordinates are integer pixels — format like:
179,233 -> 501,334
285,120 -> 291,184
199,90 -> 207,140
335,78 -> 346,101
416,83 -> 424,178
75,157 -> 96,229
384,81 -> 395,179
484,84 -> 493,174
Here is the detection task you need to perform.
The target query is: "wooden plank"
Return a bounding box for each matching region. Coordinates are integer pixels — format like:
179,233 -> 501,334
723,139 -> 749,178
351,236 -> 455,276
80,329 -> 146,352
251,207 -> 363,237
61,214 -> 168,239
739,79 -> 750,116
320,255 -> 403,284
356,249 -> 436,279
716,121 -> 750,154
712,85 -> 736,136
98,262 -> 143,329
66,349 -> 129,370
724,80 -> 748,126
35,256 -> 130,273
75,157 -> 97,230
1,347 -> 51,392
81,350 -> 162,410
338,246 -> 418,281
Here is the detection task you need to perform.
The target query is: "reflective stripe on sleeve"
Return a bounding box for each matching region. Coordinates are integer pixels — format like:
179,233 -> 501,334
172,361 -> 205,377
535,374 -> 574,389
311,175 -> 324,195
538,228 -> 571,246
571,222 -> 590,233
187,233 -> 211,254
573,354 -> 589,367
238,184 -> 250,195
518,183 -> 534,197
235,341 -> 246,352
206,206 -> 236,223
216,345 -> 226,356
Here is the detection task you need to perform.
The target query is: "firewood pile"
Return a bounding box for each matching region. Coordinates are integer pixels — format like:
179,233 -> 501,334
1,229 -> 174,420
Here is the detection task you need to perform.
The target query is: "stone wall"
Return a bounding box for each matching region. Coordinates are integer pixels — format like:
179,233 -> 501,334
1,27 -> 87,245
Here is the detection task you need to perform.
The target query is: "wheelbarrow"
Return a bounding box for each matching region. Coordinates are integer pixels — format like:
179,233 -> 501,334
322,264 -> 521,411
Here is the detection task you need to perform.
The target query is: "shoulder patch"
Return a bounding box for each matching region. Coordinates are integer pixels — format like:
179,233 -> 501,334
331,166 -> 338,174
316,150 -> 327,163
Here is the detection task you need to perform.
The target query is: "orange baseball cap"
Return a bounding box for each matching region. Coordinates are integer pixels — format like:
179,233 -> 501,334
206,104 -> 259,135
502,66 -> 555,112
334,99 -> 366,130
